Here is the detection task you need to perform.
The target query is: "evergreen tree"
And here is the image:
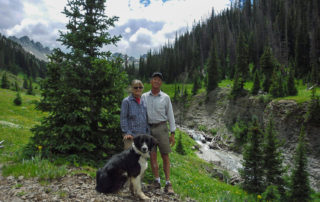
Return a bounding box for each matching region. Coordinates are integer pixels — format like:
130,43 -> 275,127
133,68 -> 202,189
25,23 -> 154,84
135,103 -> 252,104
304,88 -> 320,124
27,0 -> 127,159
192,73 -> 201,96
235,33 -> 249,82
1,72 -> 10,89
289,126 -> 311,202
239,118 -> 265,193
269,69 -> 285,98
13,92 -> 22,106
287,66 -> 298,96
175,133 -> 186,155
260,46 -> 275,92
263,119 -> 286,199
27,79 -> 33,95
206,39 -> 219,93
251,70 -> 260,95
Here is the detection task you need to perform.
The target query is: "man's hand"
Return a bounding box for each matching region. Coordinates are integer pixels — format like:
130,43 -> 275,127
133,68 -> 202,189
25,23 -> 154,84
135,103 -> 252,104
169,133 -> 175,146
123,134 -> 133,140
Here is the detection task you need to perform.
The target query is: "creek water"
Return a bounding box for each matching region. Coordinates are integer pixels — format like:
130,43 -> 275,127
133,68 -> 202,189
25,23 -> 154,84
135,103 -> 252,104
179,126 -> 243,174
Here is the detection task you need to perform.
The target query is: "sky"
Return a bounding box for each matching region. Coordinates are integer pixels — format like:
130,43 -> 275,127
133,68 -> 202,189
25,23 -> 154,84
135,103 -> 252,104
0,0 -> 230,58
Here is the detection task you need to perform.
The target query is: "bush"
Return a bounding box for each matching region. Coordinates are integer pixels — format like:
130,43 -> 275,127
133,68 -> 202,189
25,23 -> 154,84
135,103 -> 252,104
13,92 -> 22,106
261,185 -> 281,202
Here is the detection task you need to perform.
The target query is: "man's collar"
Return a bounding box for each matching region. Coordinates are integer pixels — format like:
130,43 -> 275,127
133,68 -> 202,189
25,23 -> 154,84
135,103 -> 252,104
149,90 -> 162,96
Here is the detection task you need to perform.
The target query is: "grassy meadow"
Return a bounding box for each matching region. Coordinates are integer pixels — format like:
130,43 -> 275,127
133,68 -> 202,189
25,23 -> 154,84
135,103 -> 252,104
1,78 -> 320,201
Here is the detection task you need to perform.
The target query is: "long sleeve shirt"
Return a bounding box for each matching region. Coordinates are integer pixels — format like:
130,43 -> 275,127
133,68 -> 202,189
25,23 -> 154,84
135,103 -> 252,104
120,95 -> 149,136
142,90 -> 176,133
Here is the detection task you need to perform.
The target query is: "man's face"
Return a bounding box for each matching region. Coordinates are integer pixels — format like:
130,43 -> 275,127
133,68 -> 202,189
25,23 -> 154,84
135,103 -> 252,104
151,76 -> 162,89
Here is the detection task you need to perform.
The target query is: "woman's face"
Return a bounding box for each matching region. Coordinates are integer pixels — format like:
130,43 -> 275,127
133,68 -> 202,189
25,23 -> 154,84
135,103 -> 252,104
132,84 -> 143,98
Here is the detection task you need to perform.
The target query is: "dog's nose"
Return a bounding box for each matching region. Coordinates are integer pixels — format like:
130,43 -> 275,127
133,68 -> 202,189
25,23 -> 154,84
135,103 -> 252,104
142,147 -> 148,153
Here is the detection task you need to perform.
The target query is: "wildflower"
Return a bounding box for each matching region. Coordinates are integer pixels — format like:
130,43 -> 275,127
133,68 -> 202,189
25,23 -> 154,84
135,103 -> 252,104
257,195 -> 262,200
38,145 -> 43,150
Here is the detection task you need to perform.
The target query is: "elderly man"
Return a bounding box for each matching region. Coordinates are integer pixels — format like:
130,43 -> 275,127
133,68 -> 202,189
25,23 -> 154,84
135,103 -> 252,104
142,72 -> 176,194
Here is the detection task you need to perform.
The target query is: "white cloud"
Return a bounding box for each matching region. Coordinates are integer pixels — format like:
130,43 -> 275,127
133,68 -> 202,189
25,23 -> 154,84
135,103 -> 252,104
0,0 -> 229,58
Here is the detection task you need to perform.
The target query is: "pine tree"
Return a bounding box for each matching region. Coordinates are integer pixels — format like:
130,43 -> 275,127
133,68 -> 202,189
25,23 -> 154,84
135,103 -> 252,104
1,72 -> 10,89
287,66 -> 298,96
263,119 -> 286,199
27,0 -> 127,159
239,118 -> 265,193
251,70 -> 260,95
260,46 -> 275,92
304,88 -> 320,124
289,126 -> 311,202
192,71 -> 201,96
206,39 -> 219,93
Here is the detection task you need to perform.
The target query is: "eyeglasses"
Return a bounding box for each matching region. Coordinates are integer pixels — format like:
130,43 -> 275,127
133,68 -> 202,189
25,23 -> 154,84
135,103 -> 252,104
133,86 -> 143,89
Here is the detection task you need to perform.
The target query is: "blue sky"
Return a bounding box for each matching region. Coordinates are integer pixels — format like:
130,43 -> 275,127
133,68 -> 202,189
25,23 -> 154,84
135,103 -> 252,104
0,0 -> 230,58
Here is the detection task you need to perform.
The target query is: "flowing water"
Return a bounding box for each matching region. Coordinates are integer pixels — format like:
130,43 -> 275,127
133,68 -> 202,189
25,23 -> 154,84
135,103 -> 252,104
179,126 -> 243,174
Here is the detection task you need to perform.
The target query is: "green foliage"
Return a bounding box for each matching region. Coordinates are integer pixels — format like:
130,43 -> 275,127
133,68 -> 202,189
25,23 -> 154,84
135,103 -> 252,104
263,119 -> 286,198
26,79 -> 33,95
261,185 -> 281,202
269,69 -> 285,98
1,72 -> 10,89
13,92 -> 22,106
175,133 -> 186,155
231,119 -> 248,151
198,124 -> 208,132
239,118 -> 265,193
289,126 -> 311,202
251,70 -> 260,95
260,46 -> 276,92
206,39 -> 219,93
192,72 -> 201,95
25,0 -> 126,160
2,156 -> 68,181
304,88 -> 320,124
287,66 -> 298,96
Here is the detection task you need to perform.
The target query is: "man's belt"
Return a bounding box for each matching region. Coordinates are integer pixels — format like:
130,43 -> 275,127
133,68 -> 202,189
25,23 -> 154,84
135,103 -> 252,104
149,121 -> 167,127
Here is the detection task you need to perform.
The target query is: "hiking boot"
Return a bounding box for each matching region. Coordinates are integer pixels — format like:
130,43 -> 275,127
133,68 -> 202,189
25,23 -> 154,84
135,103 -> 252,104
164,182 -> 174,194
150,180 -> 161,189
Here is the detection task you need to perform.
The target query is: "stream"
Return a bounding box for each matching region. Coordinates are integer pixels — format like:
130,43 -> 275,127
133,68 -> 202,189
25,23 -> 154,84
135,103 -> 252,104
179,126 -> 243,175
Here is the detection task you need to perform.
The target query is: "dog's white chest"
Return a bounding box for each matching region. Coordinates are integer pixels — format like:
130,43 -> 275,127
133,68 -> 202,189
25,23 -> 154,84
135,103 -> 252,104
138,157 -> 148,173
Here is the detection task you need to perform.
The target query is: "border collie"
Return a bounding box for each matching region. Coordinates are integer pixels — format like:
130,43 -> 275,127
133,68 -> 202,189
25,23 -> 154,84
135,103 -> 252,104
96,134 -> 157,200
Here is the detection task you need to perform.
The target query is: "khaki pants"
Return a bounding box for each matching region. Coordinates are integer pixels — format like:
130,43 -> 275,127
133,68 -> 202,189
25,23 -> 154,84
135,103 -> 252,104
150,123 -> 171,154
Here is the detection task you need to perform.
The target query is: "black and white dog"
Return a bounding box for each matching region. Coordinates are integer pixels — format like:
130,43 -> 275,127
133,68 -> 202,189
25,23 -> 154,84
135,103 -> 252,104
96,134 -> 157,200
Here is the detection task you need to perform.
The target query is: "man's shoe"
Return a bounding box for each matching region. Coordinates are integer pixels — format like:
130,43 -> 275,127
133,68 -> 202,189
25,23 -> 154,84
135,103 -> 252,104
150,180 -> 161,189
164,183 -> 174,194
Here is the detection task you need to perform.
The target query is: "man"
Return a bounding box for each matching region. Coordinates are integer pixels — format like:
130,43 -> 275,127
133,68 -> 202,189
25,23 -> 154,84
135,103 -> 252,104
142,72 -> 176,194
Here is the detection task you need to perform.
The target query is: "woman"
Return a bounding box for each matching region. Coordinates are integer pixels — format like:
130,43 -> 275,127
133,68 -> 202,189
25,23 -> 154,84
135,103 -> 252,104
120,79 -> 149,149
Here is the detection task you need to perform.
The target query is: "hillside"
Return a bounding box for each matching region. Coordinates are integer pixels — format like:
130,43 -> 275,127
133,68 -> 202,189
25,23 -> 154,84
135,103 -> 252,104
9,36 -> 52,62
173,87 -> 320,192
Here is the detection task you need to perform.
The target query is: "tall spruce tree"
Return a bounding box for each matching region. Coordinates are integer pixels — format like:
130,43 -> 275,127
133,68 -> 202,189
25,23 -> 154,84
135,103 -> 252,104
260,46 -> 275,93
263,119 -> 286,199
289,126 -> 311,202
206,39 -> 219,93
239,118 -> 265,193
27,0 -> 126,159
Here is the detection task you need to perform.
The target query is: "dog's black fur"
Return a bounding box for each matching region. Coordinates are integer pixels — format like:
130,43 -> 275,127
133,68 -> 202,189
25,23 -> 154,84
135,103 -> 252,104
96,134 -> 157,199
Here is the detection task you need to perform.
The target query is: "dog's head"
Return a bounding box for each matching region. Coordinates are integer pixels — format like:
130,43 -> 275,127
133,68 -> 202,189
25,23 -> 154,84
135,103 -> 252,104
133,134 -> 158,155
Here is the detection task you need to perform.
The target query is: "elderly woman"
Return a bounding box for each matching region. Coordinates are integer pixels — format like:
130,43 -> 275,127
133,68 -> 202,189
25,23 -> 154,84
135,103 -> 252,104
120,79 -> 149,149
